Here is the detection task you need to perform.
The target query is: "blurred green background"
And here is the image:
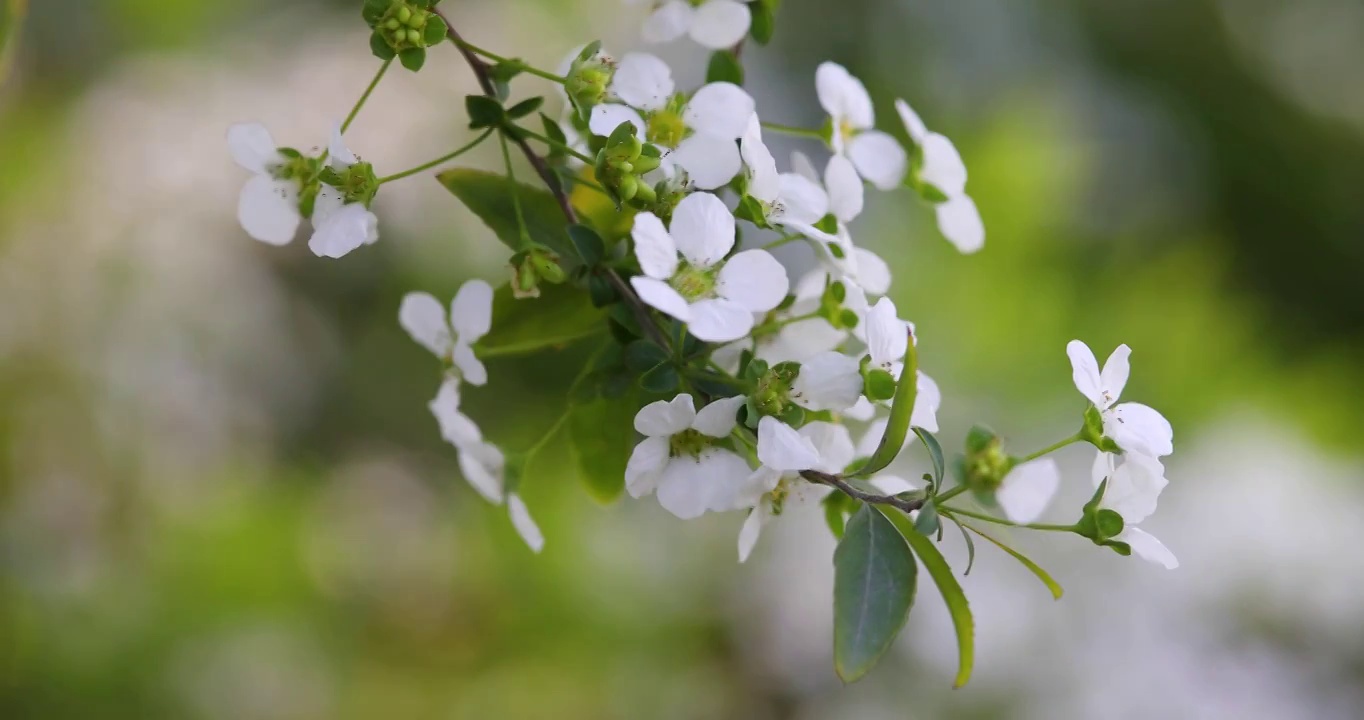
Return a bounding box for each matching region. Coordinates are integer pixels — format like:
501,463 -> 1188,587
3,0 -> 1363,717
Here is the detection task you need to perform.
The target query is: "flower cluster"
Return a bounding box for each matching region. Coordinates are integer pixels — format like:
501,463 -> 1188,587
222,0 -> 1176,687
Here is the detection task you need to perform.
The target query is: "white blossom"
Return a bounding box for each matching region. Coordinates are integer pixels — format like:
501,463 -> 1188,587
996,458 -> 1061,524
1067,340 -> 1174,458
507,493 -> 545,554
787,151 -> 891,296
737,418 -> 852,561
894,99 -> 983,253
790,351 -> 863,412
859,297 -> 942,430
399,280 -> 494,385
1093,451 -> 1177,569
637,0 -> 752,50
630,192 -> 788,342
308,124 -> 380,259
228,122 -> 302,245
815,62 -> 907,190
625,394 -> 752,519
740,116 -> 834,237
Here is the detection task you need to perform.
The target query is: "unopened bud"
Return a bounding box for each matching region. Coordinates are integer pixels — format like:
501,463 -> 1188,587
397,6 -> 412,23
617,173 -> 639,202
529,247 -> 567,284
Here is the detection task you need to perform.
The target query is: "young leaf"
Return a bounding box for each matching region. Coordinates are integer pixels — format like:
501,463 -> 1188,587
961,523 -> 1064,600
913,427 -> 945,493
569,391 -> 638,503
474,281 -> 605,357
706,50 -> 744,85
833,505 -> 918,683
565,223 -> 605,266
853,326 -> 918,477
437,168 -> 579,264
466,95 -> 506,129
639,364 -> 680,394
875,506 -> 975,688
507,96 -> 545,119
914,499 -> 940,536
946,516 -> 977,575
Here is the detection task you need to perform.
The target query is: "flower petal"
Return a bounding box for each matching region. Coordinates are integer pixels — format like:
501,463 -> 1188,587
737,504 -> 768,562
632,276 -> 692,321
227,122 -> 279,174
687,298 -> 754,342
852,248 -> 891,296
428,379 -> 481,447
589,104 -> 647,138
936,194 -> 985,253
864,296 -> 907,369
911,371 -> 941,433
507,493 -> 544,553
328,122 -> 358,169
790,150 -> 820,183
1066,339 -> 1105,408
1116,527 -> 1178,569
775,172 -> 829,225
790,351 -> 862,412
692,394 -> 746,437
701,448 -> 759,512
634,393 -> 697,437
815,62 -> 873,130
458,440 -> 505,504
687,0 -> 751,49
626,435 -> 671,497
669,191 -> 735,266
1101,452 -> 1168,526
613,52 -> 675,111
237,175 -> 300,246
672,134 -> 742,190
1107,402 -> 1174,458
918,132 -> 967,196
800,421 -> 856,474
1100,344 -> 1132,405
997,458 -> 1060,524
757,416 -> 820,471
893,99 -> 929,144
741,116 -> 780,204
450,279 -> 494,342
451,341 -> 488,386
848,131 -> 907,190
398,292 -> 452,357
641,1 -> 692,44
631,212 -> 680,279
685,82 -> 755,140
825,154 -> 864,223
717,249 -> 788,312
1091,450 -> 1116,488
308,203 -> 377,259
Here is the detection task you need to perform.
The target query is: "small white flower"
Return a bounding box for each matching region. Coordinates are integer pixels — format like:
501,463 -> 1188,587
399,280 -> 494,385
894,99 -> 983,254
1067,340 -> 1174,458
626,394 -> 752,519
996,458 -> 1061,524
815,62 -> 907,190
860,297 -> 942,430
638,0 -> 752,50
1092,451 -> 1176,569
427,378 -> 481,448
737,418 -> 853,561
786,151 -> 890,296
228,122 -> 302,245
630,192 -> 789,342
507,493 -> 545,554
590,53 -> 755,189
309,125 -> 379,259
740,117 -> 833,236
790,351 -> 863,412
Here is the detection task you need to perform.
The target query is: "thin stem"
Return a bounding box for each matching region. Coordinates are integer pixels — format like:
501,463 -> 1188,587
452,37 -> 566,83
762,233 -> 802,251
498,131 -> 532,248
801,470 -> 926,515
761,121 -> 825,140
377,129 -> 493,184
934,485 -> 969,504
341,58 -> 393,134
1021,432 -> 1084,462
940,507 -> 1075,533
516,126 -> 594,164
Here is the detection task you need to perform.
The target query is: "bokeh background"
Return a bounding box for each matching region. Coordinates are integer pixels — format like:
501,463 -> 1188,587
3,0 -> 1364,717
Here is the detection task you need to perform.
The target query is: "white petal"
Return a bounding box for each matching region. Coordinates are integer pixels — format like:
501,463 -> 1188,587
631,276 -> 692,322
1117,527 -> 1179,569
1107,403 -> 1174,458
824,154 -> 864,223
737,465 -> 784,508
815,62 -> 874,130
672,135 -> 742,190
631,212 -> 680,279
762,317 -> 846,364
844,396 -> 878,423
692,394 -> 746,438
856,418 -> 887,459
669,191 -> 735,267
588,104 -> 647,138
893,99 -> 929,144
848,131 -> 907,190
918,132 -> 967,196
800,421 -> 856,474
450,279 -> 494,342
936,194 -> 985,253
1101,452 -> 1168,526
775,173 -> 829,225
687,298 -> 754,342
613,52 -> 675,111
737,505 -> 768,562
328,122 -> 358,169
700,448 -> 760,512
1066,339 -> 1106,408
641,1 -> 692,44
451,341 -> 488,386
506,493 -> 544,553
757,416 -> 820,471
870,474 -> 917,495
717,250 -> 788,312
458,441 -> 505,504
790,150 -> 820,183
911,371 -> 941,433
852,248 -> 891,296
685,82 -> 755,140
227,122 -> 279,174
237,175 -> 300,246
741,117 -> 780,203
308,203 -> 377,259
1091,450 -> 1117,488
634,393 -> 697,437
864,297 -> 907,368
398,292 -> 453,357
997,458 -> 1060,524
1100,344 -> 1132,404
626,436 -> 671,497
428,379 -> 481,447
655,457 -> 710,519
790,351 -> 862,412
687,0 -> 751,49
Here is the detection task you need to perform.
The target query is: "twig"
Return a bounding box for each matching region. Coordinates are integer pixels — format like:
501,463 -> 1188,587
801,470 -> 927,515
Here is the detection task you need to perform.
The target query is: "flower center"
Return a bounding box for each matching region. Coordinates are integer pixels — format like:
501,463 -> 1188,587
647,110 -> 687,148
837,118 -> 858,146
669,263 -> 716,302
668,428 -> 711,458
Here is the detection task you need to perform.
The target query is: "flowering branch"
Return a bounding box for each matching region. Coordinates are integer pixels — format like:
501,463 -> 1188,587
802,469 -> 926,514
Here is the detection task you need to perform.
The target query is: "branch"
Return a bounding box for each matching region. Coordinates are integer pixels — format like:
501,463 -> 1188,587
801,470 -> 927,515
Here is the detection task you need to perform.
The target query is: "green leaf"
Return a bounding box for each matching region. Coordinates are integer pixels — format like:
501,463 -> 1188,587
466,95 -> 506,129
437,167 -> 578,263
507,96 -> 545,119
361,0 -> 387,26
705,50 -> 744,85
398,46 -> 426,71
750,0 -> 777,44
369,31 -> 396,60
733,194 -> 767,227
566,224 -> 604,266
569,389 -> 638,503
946,516 -> 977,575
624,340 -> 669,373
822,492 -> 855,539
474,281 -> 604,357
853,325 -> 918,478
422,14 -> 448,46
639,364 -> 680,394
875,506 -> 975,688
914,499 -> 940,536
913,427 -> 945,494
961,523 -> 1064,600
833,505 -> 917,683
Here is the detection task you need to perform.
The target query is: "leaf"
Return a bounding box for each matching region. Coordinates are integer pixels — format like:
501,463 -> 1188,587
833,505 -> 918,683
875,506 -> 975,688
422,14 -> 448,46
466,95 -> 506,129
914,499 -> 940,536
854,325 -> 918,478
946,517 -> 976,575
507,96 -> 545,120
750,0 -> 777,44
437,167 -> 578,264
913,427 -> 945,493
623,340 -> 669,373
639,364 -> 679,394
474,281 -> 605,357
566,224 -> 604,266
705,50 -> 744,85
369,30 -> 396,60
961,523 -> 1064,600
569,392 -> 637,503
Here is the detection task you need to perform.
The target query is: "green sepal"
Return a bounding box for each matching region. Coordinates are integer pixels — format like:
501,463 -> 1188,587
813,212 -> 838,235
422,14 -> 448,46
965,424 -> 998,455
398,46 -> 426,71
733,194 -> 768,228
863,368 -> 896,401
507,96 -> 544,120
750,0 -> 777,44
369,30 -> 396,60
361,0 -> 389,26
706,50 -> 744,85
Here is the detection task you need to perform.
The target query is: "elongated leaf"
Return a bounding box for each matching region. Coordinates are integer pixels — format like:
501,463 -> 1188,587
833,505 -> 917,683
706,50 -> 744,85
568,393 -> 636,503
945,516 -> 977,575
437,167 -> 578,265
855,328 -> 918,477
913,427 -> 945,493
475,281 -> 604,357
875,506 -> 974,688
961,523 -> 1063,600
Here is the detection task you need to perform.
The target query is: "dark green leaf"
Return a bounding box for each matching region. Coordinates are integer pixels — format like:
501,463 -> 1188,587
587,272 -> 616,307
875,506 -> 975,688
853,325 -> 918,478
422,14 -> 448,46
398,46 -> 426,71
914,500 -> 940,536
436,168 -> 578,264
541,112 -> 568,144
624,340 -> 669,373
569,389 -> 638,503
369,31 -> 396,60
639,364 -> 680,394
566,224 -> 604,266
947,517 -> 977,575
474,281 -> 604,357
833,506 -> 917,683
466,95 -> 505,129
913,427 -> 945,493
750,0 -> 777,44
507,96 -> 545,119
961,523 -> 1063,600
705,50 -> 744,85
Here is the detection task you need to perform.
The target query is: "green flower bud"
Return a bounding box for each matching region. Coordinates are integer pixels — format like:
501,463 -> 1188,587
406,28 -> 422,44
397,6 -> 412,23
511,255 -> 541,299
618,173 -> 639,202
529,247 -> 568,285
631,180 -> 657,206
385,18 -> 401,30
632,152 -> 661,175
962,425 -> 1011,491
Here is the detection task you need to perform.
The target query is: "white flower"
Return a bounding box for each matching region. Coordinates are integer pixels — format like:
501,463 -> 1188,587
894,99 -> 983,254
427,378 -> 481,448
630,192 -> 789,342
399,280 -> 494,385
1067,340 -> 1174,458
1093,451 -> 1177,569
309,125 -> 380,259
590,53 -> 755,189
626,394 -> 752,519
737,418 -> 853,561
815,62 -> 907,190
740,117 -> 833,236
790,351 -> 863,412
638,0 -> 751,50
996,458 -> 1061,524
860,297 -> 942,430
228,122 -> 301,245
786,151 -> 890,296
507,493 -> 545,554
